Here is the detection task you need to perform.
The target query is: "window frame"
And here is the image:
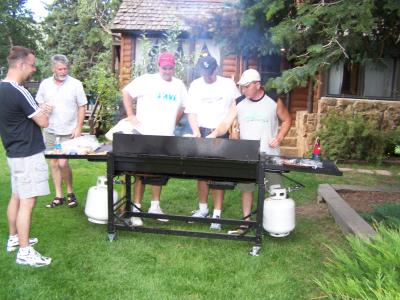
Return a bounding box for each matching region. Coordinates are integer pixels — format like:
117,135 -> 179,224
325,58 -> 399,101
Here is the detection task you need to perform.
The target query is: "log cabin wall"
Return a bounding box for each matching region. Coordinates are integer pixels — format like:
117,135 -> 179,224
222,55 -> 240,81
119,34 -> 135,88
289,87 -> 308,120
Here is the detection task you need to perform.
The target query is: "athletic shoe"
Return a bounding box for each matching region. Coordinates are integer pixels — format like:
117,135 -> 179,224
130,216 -> 143,227
148,206 -> 169,222
210,216 -> 221,230
16,247 -> 51,267
188,209 -> 209,223
130,208 -> 143,227
6,237 -> 38,252
191,209 -> 209,218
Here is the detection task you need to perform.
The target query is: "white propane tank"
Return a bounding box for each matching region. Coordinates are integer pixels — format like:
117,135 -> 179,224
263,187 -> 295,237
84,176 -> 118,224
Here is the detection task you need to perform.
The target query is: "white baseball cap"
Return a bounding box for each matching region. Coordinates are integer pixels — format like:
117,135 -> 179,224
237,69 -> 261,86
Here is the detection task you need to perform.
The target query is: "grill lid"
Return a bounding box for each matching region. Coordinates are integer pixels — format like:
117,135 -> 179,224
113,134 -> 260,162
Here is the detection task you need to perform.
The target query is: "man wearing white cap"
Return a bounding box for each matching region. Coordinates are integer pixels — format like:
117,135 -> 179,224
213,68 -> 291,234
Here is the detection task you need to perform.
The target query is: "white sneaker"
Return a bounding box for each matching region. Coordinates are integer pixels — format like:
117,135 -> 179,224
189,209 -> 209,223
191,209 -> 209,218
16,247 -> 52,267
130,216 -> 143,227
6,237 -> 38,252
148,206 -> 169,222
210,216 -> 221,230
130,208 -> 143,227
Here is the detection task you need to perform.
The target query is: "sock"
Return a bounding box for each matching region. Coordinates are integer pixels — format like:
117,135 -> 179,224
150,200 -> 160,209
18,246 -> 31,254
8,234 -> 18,241
199,203 -> 208,212
212,209 -> 221,218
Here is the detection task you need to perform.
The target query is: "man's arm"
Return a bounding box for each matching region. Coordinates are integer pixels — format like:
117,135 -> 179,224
269,98 -> 292,148
187,113 -> 201,137
207,101 -> 237,138
122,89 -> 140,126
71,105 -> 86,138
32,109 -> 49,128
229,119 -> 240,140
175,107 -> 185,125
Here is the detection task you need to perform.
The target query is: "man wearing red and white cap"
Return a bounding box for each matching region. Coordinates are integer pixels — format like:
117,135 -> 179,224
122,52 -> 188,226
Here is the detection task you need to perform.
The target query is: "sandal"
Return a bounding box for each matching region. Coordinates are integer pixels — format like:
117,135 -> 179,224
228,225 -> 250,236
46,197 -> 65,208
67,193 -> 78,208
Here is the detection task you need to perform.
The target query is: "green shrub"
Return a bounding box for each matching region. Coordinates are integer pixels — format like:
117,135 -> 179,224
362,203 -> 400,228
315,225 -> 400,299
84,52 -> 120,134
395,145 -> 400,155
384,126 -> 400,156
317,110 -> 389,162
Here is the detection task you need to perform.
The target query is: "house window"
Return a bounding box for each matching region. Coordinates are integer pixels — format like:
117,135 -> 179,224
327,58 -> 399,99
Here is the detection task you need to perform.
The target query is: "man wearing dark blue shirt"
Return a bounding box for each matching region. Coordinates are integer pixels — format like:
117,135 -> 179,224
0,46 -> 52,267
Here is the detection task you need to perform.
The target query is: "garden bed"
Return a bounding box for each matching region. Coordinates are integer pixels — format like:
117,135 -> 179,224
316,184 -> 400,239
338,190 -> 400,213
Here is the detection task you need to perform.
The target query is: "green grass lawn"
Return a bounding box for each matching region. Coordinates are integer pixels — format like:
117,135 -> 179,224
1,144 -> 399,299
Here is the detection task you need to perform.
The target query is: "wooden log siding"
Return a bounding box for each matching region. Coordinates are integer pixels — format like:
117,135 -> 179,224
222,55 -> 239,81
289,87 -> 308,121
119,34 -> 134,87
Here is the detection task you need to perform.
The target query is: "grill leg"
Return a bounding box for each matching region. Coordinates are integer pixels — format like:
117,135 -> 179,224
107,155 -> 116,242
252,164 -> 265,255
249,245 -> 261,256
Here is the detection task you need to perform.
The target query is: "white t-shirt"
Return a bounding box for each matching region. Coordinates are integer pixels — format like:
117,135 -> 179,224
185,76 -> 240,128
123,73 -> 187,136
36,75 -> 87,135
236,94 -> 280,155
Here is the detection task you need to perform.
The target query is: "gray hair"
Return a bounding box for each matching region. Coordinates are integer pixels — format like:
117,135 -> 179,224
51,54 -> 69,67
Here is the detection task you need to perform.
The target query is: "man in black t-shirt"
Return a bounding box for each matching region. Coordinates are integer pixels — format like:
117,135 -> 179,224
0,46 -> 52,267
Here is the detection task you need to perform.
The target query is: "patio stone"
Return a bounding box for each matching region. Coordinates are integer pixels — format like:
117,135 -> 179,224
338,167 -> 353,172
357,169 -> 374,174
374,170 -> 392,176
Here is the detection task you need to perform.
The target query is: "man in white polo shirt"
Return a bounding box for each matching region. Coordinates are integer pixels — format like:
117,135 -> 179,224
36,54 -> 87,209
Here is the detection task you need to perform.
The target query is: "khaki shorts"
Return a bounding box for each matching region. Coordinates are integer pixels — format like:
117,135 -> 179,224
43,132 -> 72,151
237,172 -> 283,193
7,152 -> 50,199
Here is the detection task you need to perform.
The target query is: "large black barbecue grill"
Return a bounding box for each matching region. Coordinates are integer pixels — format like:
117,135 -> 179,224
107,133 -> 341,255
110,134 -> 260,181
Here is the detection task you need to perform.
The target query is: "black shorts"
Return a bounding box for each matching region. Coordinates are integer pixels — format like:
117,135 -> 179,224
199,127 -> 229,139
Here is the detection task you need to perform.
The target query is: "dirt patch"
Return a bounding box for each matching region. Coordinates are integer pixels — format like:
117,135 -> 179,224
297,190 -> 400,218
297,202 -> 329,219
337,190 -> 400,213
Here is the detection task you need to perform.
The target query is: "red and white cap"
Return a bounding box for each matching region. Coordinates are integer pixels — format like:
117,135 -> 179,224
158,52 -> 175,67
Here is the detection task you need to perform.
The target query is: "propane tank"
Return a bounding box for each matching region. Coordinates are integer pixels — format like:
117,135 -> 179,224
263,187 -> 295,237
85,176 -> 118,224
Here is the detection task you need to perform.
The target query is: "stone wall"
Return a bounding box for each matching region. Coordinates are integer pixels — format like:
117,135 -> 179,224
296,97 -> 400,156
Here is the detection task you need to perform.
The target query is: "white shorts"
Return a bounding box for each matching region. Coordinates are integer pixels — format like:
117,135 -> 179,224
7,152 -> 50,199
43,131 -> 72,151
